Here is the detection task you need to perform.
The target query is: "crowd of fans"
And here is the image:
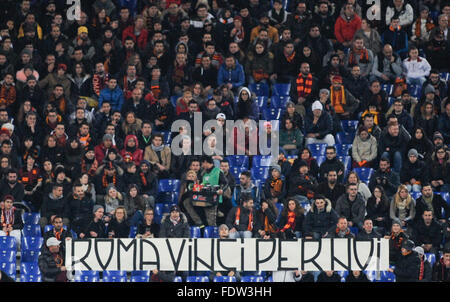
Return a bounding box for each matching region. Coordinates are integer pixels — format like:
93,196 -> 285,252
0,0 -> 448,282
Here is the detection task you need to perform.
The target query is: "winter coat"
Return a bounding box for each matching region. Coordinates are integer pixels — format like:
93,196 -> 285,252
334,13 -> 361,43
304,110 -> 333,138
386,4 -> 414,27
287,173 -> 318,198
356,229 -> 382,241
38,247 -> 66,282
226,206 -> 261,234
41,193 -> 68,220
382,28 -> 409,57
335,193 -> 366,228
352,133 -> 378,163
143,145 -> 171,171
403,57 -> 431,79
400,159 -> 429,184
120,135 -> 143,166
369,169 -> 400,198
217,61 -> 245,89
39,73 -> 71,99
245,50 -> 274,81
432,257 -> 450,281
354,29 -> 382,55
415,194 -> 449,222
412,218 -> 443,248
303,198 -> 338,236
379,129 -> 410,155
428,151 -> 450,188
108,218 -> 130,238
159,213 -> 190,238
325,225 -> 355,238
122,26 -> 148,51
319,158 -> 346,183
280,128 -> 304,150
98,86 -> 125,111
394,251 -> 420,282
366,196 -> 390,229
317,271 -> 342,282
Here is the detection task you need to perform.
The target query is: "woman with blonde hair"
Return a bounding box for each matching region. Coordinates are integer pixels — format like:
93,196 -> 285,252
108,206 -> 130,238
121,111 -> 142,136
390,184 -> 416,228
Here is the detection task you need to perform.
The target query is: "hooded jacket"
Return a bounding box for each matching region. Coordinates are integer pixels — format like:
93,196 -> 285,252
303,198 -> 338,236
352,132 -> 378,163
41,192 -> 68,220
334,11 -> 361,43
159,212 -> 190,238
217,61 -> 245,89
335,193 -> 366,228
400,158 -> 429,184
38,246 -> 66,282
120,134 -> 143,166
98,85 -> 125,111
235,87 -> 259,120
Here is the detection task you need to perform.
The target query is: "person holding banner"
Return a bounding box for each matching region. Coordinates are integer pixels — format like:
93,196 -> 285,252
226,196 -> 261,239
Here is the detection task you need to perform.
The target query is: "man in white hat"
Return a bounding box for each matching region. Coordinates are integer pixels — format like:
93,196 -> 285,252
304,101 -> 335,146
38,237 -> 68,282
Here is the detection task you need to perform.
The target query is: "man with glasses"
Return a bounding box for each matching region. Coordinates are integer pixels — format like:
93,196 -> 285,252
422,69 -> 448,100
319,146 -> 345,183
335,183 -> 366,230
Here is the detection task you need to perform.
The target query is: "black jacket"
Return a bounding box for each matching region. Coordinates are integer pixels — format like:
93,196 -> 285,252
432,257 -> 450,282
318,157 -> 346,183
400,159 -> 429,184
137,221 -> 160,238
43,229 -> 73,246
317,271 -> 342,282
303,199 -> 338,237
394,251 -> 420,282
0,180 -> 25,206
356,229 -> 382,241
369,169 -> 400,198
415,194 -> 449,222
226,206 -> 261,234
41,193 -> 68,220
108,218 -> 130,238
159,213 -> 190,238
316,182 -> 346,209
38,247 -> 66,282
345,272 -> 370,282
412,218 -> 443,248
84,219 -> 107,238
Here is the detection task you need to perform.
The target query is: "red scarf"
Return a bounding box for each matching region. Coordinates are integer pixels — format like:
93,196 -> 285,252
284,51 -> 296,63
349,47 -> 369,65
415,18 -> 435,38
419,257 -> 425,280
54,228 -> 63,241
281,211 -> 296,232
296,73 -> 313,97
235,207 -> 253,231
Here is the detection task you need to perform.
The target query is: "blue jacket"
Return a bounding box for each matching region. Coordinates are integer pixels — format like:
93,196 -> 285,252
382,28 -> 408,58
98,86 -> 125,111
304,111 -> 334,139
217,61 -> 245,89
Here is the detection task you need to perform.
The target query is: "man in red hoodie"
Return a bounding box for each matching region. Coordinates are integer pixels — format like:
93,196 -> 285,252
334,3 -> 361,47
122,15 -> 148,51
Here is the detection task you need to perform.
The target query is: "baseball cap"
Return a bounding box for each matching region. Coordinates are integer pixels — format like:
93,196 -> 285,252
46,237 -> 61,247
216,113 -> 226,120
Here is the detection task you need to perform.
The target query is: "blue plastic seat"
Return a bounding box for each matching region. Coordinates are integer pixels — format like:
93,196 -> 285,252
272,83 -> 291,96
340,120 -> 359,133
43,225 -> 67,233
315,155 -> 326,166
425,253 -> 436,266
249,83 -> 269,97
214,276 -> 236,282
408,84 -> 421,98
20,274 -> 42,282
335,132 -> 355,144
440,72 -> 449,82
170,95 -> 178,107
129,226 -> 137,238
270,95 -> 291,109
335,144 -> 352,157
300,201 -> 311,212
255,96 -> 269,108
0,262 -> 15,279
337,271 -> 349,282
21,249 -> 41,263
158,179 -> 181,192
158,131 -> 172,145
379,270 -> 395,282
349,227 -> 359,235
22,225 -> 42,237
190,227 -> 201,238
262,108 -> 282,120
20,262 -> 40,275
130,275 -> 149,282
21,237 -> 44,251
0,250 -> 15,263
173,276 -> 183,282
74,271 -> 100,282
22,212 -> 40,225
410,192 -> 422,200
230,167 -> 248,183
275,203 -> 284,224
131,270 -> 150,277
187,276 -> 210,282
381,84 -> 393,95
0,236 -> 17,250
241,276 -> 264,282
204,226 -> 219,238
251,166 -> 270,180
353,168 -> 374,183
226,155 -> 249,168
252,155 -> 274,167
103,270 -> 127,282
308,143 -> 327,157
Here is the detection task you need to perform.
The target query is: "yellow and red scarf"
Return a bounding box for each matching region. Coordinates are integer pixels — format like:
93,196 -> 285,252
296,73 -> 313,97
330,86 -> 346,114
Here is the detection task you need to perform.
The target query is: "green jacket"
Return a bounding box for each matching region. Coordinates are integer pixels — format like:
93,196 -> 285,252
280,128 -> 304,149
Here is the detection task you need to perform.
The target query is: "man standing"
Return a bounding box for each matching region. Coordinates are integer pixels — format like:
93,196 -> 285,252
388,240 -> 420,282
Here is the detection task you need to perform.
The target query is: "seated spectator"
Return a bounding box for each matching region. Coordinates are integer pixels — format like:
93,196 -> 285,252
232,171 -> 261,207
361,113 -> 382,142
370,44 -> 403,83
245,41 -> 274,85
40,183 -> 70,230
65,183 -> 94,236
429,145 -> 450,192
344,37 -> 374,79
124,184 -> 152,227
281,101 -> 303,132
256,199 -> 279,239
217,55 -> 245,94
303,196 -> 338,240
407,127 -> 434,161
385,0 -> 414,28
149,95 -> 175,132
345,270 -> 370,282
316,170 -> 346,208
366,186 -> 390,235
432,245 -> 450,281
94,162 -> 124,203
98,77 -> 125,111
329,75 -> 359,120
415,246 -> 433,282
344,65 -> 369,105
0,169 -> 25,203
438,101 -> 450,144
390,184 -> 416,229
107,206 -> 130,238
354,19 -> 382,57
387,239 -> 420,282
412,209 -> 443,255
317,271 -> 342,282
159,205 -> 190,238
411,6 -> 436,47
325,216 -> 355,238
356,218 -> 382,240
402,46 -> 431,86
352,126 -> 377,168
192,55 -> 218,92
103,185 -> 123,218
120,134 -> 143,166
136,208 -> 160,238
391,99 -> 414,134
382,16 -> 409,59
346,171 -> 372,202
0,195 -> 23,248
385,218 -> 409,264
278,198 -> 304,239
175,89 -> 193,116
335,183 -> 366,230
38,237 -> 68,282
80,205 -> 107,239
143,133 -> 171,179
42,215 -> 72,246
400,148 -> 429,192
226,196 -> 260,239
287,160 -> 318,203
319,146 -> 345,183
379,121 -> 411,173
272,40 -> 301,83
262,166 -> 286,204
235,87 -> 259,121
279,117 -> 303,155
290,62 -> 318,113
334,3 -> 361,48
304,101 -> 335,146
424,29 -> 449,73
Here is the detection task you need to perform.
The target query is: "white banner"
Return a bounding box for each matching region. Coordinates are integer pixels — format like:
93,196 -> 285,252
65,238 -> 389,272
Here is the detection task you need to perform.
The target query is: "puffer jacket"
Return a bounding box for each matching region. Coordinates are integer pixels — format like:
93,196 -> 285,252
38,247 -> 66,282
120,134 -> 144,166
159,212 -> 190,238
334,12 -> 361,43
244,50 -> 274,81
303,198 -> 338,236
352,133 -> 378,163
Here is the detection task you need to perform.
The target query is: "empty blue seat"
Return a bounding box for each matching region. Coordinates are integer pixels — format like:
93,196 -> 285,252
43,225 -> 68,233
249,83 -> 269,97
425,253 -> 436,266
230,166 -> 248,183
272,83 -> 291,96
252,155 -> 274,167
190,227 -> 201,238
131,275 -> 149,282
379,270 -> 396,282
214,276 -> 236,282
22,225 -> 42,237
21,237 -> 44,251
187,276 -> 210,282
337,271 -> 349,282
408,84 -> 421,98
173,276 -> 183,282
20,262 -> 40,275
255,96 -> 269,108
340,120 -> 358,133
129,226 -> 137,238
300,201 -> 311,212
21,249 -> 40,263
335,132 -> 355,144
241,276 -> 264,282
0,262 -> 15,279
262,108 -> 282,120
270,95 -> 291,109
131,270 -> 150,277
157,192 -> 179,204
158,131 -> 172,144
440,72 -> 450,82
315,155 -> 326,166
204,226 -> 218,238
381,84 -> 393,95
74,271 -> 100,282
353,168 -> 374,183
410,192 -> 422,200
335,144 -> 352,157
103,270 -> 127,282
308,143 -> 327,157
349,227 -> 359,235
275,203 -> 284,224
251,166 -> 270,180
22,213 -> 40,225
20,274 -> 42,282
0,250 -> 15,263
158,179 -> 181,192
170,95 -> 178,107
0,236 -> 17,250
226,155 -> 249,168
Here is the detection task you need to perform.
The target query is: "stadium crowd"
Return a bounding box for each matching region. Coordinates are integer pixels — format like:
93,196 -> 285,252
0,0 -> 448,282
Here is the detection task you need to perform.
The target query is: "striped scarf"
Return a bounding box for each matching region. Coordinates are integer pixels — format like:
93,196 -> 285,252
235,207 -> 253,231
349,47 -> 369,65
330,86 -> 346,114
419,257 -> 425,280
296,73 -> 313,97
415,18 -> 434,39
284,50 -> 296,63
281,211 -> 296,232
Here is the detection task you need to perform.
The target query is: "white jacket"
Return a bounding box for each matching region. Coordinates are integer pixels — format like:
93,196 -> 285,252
402,57 -> 431,79
386,4 -> 414,26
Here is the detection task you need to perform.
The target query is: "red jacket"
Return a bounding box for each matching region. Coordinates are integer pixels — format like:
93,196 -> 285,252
122,26 -> 149,51
334,14 -> 361,43
94,143 -> 118,164
120,135 -> 143,166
